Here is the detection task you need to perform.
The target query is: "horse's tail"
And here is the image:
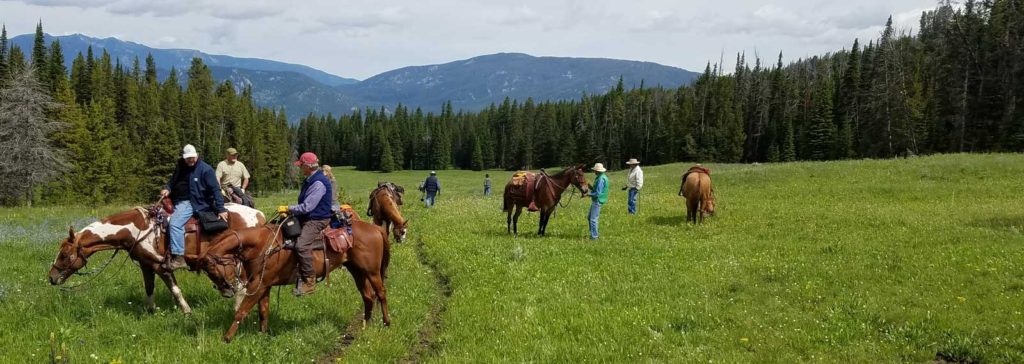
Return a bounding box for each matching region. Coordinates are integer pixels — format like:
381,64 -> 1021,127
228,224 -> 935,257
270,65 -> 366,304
502,185 -> 511,212
696,175 -> 703,213
379,226 -> 391,279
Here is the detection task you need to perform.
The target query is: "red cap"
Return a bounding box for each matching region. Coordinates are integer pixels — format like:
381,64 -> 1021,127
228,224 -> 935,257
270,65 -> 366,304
294,152 -> 319,166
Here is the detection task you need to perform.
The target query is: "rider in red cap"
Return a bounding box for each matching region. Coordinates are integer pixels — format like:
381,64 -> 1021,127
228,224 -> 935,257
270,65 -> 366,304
281,152 -> 333,296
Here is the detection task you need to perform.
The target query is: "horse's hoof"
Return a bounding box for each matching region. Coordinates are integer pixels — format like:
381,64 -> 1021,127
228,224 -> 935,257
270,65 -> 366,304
362,320 -> 368,330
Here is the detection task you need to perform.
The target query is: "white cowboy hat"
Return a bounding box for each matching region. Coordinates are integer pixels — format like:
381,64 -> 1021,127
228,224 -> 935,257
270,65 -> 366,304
591,163 -> 607,172
625,158 -> 640,165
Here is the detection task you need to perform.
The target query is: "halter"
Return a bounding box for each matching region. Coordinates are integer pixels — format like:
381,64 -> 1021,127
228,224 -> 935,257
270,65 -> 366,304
538,168 -> 585,208
55,207 -> 161,292
206,224 -> 284,297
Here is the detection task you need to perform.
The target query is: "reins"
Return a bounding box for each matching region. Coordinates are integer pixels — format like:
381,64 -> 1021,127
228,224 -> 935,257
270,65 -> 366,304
537,170 -> 583,209
59,206 -> 160,292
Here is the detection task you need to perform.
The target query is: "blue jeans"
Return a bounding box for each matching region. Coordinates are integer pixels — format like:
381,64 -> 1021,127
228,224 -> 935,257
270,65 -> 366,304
169,200 -> 193,255
627,188 -> 639,215
484,186 -> 491,196
425,192 -> 436,208
588,201 -> 602,239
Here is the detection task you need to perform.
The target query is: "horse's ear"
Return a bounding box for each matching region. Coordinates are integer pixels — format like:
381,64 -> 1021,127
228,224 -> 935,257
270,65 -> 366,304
67,226 -> 75,242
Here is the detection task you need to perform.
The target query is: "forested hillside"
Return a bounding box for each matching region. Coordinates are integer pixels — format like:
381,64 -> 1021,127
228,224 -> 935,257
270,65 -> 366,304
295,0 -> 1024,171
2,0 -> 1022,206
0,23 -> 292,206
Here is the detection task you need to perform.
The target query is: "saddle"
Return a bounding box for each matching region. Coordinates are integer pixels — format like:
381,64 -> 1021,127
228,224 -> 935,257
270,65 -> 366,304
367,182 -> 404,217
508,171 -> 541,212
682,165 -> 711,183
152,199 -> 230,264
282,205 -> 357,254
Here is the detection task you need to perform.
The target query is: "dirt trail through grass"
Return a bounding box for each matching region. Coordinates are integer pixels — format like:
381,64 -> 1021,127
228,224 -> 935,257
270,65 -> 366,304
401,236 -> 453,363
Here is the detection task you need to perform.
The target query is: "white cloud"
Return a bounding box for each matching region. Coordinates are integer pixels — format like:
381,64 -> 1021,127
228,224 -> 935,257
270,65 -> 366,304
0,0 -> 942,79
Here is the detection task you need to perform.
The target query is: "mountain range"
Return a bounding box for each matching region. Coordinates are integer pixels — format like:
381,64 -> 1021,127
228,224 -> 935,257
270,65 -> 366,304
12,34 -> 699,119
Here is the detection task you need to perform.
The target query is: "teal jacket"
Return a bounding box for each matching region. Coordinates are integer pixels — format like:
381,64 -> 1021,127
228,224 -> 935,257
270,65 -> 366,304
589,173 -> 609,204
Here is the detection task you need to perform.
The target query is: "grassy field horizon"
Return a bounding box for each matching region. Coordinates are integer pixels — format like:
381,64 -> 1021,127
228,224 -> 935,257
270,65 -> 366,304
1,153 -> 1022,362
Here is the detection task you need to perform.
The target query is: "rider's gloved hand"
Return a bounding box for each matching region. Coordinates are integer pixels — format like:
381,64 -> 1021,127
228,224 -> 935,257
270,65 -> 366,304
277,205 -> 289,217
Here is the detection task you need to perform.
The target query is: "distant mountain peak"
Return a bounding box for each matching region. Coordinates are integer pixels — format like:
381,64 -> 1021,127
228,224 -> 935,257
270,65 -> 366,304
10,33 -> 697,121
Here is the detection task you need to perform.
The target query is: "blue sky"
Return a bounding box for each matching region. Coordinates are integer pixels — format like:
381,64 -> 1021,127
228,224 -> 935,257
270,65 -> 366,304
0,0 -> 936,80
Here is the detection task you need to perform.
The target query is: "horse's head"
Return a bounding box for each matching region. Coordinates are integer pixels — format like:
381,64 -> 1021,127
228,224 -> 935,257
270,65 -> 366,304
199,254 -> 242,298
393,219 -> 409,242
49,226 -> 87,285
570,164 -> 590,196
703,197 -> 716,216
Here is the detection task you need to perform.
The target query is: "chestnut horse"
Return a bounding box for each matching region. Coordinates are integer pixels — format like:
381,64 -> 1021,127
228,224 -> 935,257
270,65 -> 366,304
503,165 -> 590,236
48,203 -> 266,314
368,182 -> 408,242
199,219 -> 391,342
679,165 -> 716,223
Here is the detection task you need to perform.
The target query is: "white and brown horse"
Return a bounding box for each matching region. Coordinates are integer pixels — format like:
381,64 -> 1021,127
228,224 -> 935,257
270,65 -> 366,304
48,203 -> 266,314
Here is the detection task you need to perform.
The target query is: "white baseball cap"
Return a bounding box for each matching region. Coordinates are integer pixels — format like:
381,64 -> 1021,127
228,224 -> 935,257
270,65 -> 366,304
182,144 -> 198,159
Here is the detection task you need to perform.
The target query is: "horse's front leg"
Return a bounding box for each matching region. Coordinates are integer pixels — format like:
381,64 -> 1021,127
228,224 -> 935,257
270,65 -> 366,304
142,265 -> 156,313
159,272 -> 192,315
258,291 -> 271,333
224,289 -> 264,343
538,209 -> 548,236
513,207 -> 524,237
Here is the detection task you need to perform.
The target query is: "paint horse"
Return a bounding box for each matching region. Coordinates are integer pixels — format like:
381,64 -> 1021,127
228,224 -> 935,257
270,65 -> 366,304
367,182 -> 408,242
199,218 -> 391,342
679,165 -> 715,223
503,165 -> 590,236
48,203 -> 266,314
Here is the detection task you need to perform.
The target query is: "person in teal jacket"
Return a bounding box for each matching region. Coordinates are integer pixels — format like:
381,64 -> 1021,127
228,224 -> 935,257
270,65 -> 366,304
587,163 -> 609,240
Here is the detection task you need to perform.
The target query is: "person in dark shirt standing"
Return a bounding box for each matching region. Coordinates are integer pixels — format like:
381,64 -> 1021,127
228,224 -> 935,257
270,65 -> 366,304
423,171 -> 441,208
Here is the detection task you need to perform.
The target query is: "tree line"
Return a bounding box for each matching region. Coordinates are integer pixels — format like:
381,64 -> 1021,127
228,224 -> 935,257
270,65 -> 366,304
0,22 -> 293,206
296,0 -> 1024,172
3,0 -> 1022,205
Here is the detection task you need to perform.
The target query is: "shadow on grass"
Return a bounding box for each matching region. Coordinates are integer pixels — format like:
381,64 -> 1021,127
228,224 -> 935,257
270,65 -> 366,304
100,284 -> 221,319
648,214 -> 686,227
968,215 -> 1024,234
471,228 -> 585,240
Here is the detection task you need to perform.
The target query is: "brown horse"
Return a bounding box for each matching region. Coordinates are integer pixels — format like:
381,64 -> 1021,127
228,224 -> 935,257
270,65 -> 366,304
199,219 -> 391,342
679,165 -> 715,223
368,182 -> 408,242
503,165 -> 590,236
48,203 -> 266,314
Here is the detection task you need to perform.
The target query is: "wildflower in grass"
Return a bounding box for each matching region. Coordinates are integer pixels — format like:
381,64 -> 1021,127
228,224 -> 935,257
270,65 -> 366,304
957,296 -> 966,302
740,337 -> 749,343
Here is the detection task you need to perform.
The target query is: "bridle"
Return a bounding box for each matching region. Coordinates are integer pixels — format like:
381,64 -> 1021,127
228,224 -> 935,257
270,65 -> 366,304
54,207 -> 160,291
538,168 -> 587,208
205,225 -> 283,296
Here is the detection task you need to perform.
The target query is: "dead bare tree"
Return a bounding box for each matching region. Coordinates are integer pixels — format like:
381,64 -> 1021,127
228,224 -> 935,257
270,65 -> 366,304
0,67 -> 68,206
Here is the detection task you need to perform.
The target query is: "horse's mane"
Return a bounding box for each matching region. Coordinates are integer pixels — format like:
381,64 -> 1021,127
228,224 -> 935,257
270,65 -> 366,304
549,166 -> 577,178
98,207 -> 150,225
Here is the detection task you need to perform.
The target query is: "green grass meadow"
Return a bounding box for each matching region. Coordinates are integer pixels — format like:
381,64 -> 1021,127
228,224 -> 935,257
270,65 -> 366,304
1,154 -> 1023,362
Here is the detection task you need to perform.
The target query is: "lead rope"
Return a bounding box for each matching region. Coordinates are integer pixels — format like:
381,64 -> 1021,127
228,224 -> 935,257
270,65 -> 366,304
60,206 -> 160,292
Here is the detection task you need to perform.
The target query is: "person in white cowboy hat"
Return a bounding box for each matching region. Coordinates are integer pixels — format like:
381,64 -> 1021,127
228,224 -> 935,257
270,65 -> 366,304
623,158 -> 644,215
586,162 -> 609,240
